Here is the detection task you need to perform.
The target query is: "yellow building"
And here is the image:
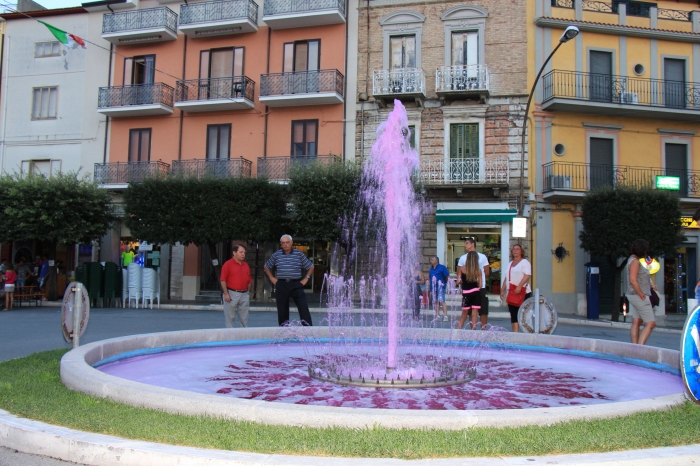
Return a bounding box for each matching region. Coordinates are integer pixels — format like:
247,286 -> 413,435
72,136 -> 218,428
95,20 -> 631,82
529,0 -> 700,318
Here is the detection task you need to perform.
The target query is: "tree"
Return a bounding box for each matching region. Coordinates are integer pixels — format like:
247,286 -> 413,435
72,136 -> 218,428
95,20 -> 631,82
123,176 -> 288,283
288,161 -> 361,242
579,186 -> 681,321
0,172 -> 116,299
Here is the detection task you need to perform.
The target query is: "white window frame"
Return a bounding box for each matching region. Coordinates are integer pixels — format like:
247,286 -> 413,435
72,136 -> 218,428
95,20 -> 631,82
35,41 -> 61,58
443,116 -> 485,181
31,86 -> 59,120
379,10 -> 425,70
441,6 -> 488,67
21,159 -> 62,177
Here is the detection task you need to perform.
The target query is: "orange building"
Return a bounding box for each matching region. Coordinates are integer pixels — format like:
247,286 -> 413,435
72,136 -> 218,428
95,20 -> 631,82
87,0 -> 356,300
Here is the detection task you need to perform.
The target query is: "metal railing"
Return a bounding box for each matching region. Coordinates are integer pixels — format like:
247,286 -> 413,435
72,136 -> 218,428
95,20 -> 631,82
372,68 -> 426,96
543,162 -> 700,197
419,156 -> 509,185
263,0 -> 345,17
542,70 -> 700,110
257,155 -> 340,181
102,7 -> 178,35
98,83 -> 175,109
180,0 -> 258,25
260,69 -> 344,97
658,8 -> 691,21
436,65 -> 489,93
94,161 -> 170,184
171,158 -> 252,179
175,76 -> 255,103
550,0 -> 573,8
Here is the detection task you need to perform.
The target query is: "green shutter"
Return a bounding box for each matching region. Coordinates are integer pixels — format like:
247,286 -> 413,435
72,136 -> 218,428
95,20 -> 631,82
449,123 -> 478,159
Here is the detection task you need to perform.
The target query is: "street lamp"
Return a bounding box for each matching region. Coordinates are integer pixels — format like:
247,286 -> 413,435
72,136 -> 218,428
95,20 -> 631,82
517,26 -> 580,218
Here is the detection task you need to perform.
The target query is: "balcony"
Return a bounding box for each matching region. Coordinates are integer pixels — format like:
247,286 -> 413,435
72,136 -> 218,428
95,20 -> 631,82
171,158 -> 252,179
542,162 -> 700,200
94,161 -> 170,187
102,7 -> 178,44
550,0 -> 692,21
179,0 -> 258,38
542,70 -> 700,121
372,68 -> 426,103
257,155 -> 340,181
98,83 -> 174,117
262,0 -> 345,29
259,69 -> 344,107
174,77 -> 255,112
436,65 -> 489,101
419,156 -> 509,186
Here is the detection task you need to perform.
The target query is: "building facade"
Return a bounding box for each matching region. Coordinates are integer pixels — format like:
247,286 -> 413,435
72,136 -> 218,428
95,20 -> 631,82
530,0 -> 700,317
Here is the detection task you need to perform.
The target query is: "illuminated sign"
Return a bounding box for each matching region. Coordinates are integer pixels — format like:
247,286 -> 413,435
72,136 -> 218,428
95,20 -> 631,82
512,218 -> 527,238
639,258 -> 660,275
681,217 -> 700,229
655,175 -> 680,190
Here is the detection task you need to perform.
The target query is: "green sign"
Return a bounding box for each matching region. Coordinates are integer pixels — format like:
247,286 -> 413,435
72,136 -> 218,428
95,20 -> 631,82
655,175 -> 680,191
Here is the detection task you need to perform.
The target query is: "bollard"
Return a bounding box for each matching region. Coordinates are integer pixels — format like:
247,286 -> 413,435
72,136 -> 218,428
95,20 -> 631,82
534,288 -> 540,334
72,284 -> 82,348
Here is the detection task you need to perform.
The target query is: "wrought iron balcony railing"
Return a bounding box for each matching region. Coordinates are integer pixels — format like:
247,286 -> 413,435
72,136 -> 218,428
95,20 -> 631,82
543,162 -> 700,197
180,0 -> 258,25
419,156 -> 509,185
94,161 -> 170,185
550,0 -> 692,20
542,70 -> 700,110
263,0 -> 345,17
435,65 -> 489,93
372,68 -> 426,96
102,7 -> 178,35
260,69 -> 344,97
171,158 -> 252,179
175,76 -> 255,103
257,155 -> 340,181
98,83 -> 175,109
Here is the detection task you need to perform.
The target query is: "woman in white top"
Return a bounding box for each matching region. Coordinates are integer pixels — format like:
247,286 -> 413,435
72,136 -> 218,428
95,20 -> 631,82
500,244 -> 532,332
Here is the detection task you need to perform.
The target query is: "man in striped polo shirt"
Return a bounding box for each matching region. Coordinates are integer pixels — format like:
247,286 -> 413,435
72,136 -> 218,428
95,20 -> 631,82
264,234 -> 314,326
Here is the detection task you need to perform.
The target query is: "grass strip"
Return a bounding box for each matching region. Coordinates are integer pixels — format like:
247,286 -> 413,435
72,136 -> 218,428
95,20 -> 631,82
0,349 -> 699,459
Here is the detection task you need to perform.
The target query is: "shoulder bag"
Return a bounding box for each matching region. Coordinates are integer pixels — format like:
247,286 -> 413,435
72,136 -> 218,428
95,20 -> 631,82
506,262 -> 526,308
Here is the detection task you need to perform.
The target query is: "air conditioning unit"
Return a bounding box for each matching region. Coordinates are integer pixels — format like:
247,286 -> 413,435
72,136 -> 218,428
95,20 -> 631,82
620,92 -> 639,104
548,174 -> 571,190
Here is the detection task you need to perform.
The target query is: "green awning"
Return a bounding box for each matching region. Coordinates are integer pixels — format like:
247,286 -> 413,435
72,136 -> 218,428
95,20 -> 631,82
436,209 -> 517,223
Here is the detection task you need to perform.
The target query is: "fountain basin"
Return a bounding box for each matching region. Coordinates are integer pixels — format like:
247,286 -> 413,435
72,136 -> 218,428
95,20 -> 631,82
60,327 -> 685,430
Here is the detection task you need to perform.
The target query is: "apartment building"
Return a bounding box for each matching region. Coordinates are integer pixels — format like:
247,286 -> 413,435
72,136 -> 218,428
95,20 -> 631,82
88,0 -> 358,299
530,0 -> 700,317
355,0 -> 527,295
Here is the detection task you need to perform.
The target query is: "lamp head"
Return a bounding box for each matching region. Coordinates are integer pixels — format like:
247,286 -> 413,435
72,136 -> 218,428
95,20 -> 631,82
559,26 -> 579,43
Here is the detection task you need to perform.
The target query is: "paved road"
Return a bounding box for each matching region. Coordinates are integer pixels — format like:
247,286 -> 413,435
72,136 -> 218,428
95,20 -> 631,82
0,305 -> 683,465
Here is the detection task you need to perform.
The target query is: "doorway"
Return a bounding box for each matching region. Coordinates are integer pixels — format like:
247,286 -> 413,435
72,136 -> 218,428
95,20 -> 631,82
446,226 -> 502,293
664,58 -> 686,109
664,248 -> 691,314
589,51 -> 613,102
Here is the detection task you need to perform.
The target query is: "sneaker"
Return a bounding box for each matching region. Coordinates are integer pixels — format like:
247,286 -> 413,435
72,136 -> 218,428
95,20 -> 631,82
443,315 -> 449,322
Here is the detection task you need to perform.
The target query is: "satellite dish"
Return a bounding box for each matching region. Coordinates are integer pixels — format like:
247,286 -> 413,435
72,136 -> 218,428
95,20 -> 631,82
517,294 -> 558,334
681,305 -> 700,404
61,282 -> 90,344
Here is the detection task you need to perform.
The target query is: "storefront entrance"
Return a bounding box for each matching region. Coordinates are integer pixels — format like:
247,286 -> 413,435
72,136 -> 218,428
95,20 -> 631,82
664,246 -> 696,314
446,226 -> 502,294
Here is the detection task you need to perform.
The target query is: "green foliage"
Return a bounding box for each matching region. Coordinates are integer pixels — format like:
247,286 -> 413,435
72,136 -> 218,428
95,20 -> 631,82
123,176 -> 288,245
288,161 -> 361,242
0,172 -> 115,244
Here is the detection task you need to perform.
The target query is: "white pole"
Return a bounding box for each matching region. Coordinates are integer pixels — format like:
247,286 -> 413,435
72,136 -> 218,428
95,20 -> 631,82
534,288 -> 540,334
0,36 -> 11,175
72,284 -> 82,348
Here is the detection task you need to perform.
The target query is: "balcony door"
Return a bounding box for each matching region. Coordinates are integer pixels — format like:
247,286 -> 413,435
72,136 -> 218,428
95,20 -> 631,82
291,120 -> 318,160
589,51 -> 612,102
200,48 -> 244,99
124,55 -> 155,105
207,124 -> 231,160
128,128 -> 151,162
589,137 -> 614,190
451,31 -> 478,87
665,143 -> 688,197
449,123 -> 479,183
664,58 -> 686,109
389,35 -> 416,93
283,40 -> 320,94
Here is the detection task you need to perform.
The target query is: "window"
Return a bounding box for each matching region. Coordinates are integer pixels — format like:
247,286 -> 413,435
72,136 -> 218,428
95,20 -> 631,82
128,129 -> 151,162
199,48 -> 244,78
451,32 -> 478,67
449,123 -> 479,159
291,120 -> 318,156
31,87 -> 58,120
35,42 -> 60,58
283,40 -> 320,72
21,159 -> 61,177
206,124 -> 231,160
408,125 -> 416,149
390,35 -> 416,68
124,55 -> 155,85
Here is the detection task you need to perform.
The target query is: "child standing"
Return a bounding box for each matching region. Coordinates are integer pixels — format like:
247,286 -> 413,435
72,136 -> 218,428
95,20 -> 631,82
4,262 -> 16,311
458,251 -> 482,330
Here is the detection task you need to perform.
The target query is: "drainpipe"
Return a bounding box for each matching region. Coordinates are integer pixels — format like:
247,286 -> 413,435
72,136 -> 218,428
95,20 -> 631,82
103,43 -> 113,164
0,36 -> 10,175
263,25 -> 271,159
341,0 -> 349,161
177,35 -> 187,161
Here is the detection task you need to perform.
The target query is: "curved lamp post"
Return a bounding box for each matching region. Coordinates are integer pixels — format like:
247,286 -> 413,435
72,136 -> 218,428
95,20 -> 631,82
517,26 -> 580,218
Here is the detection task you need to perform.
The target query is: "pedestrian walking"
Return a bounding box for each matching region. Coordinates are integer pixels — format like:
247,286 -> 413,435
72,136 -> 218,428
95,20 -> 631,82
626,239 -> 657,345
428,256 -> 450,321
457,252 -> 482,330
220,244 -> 253,328
264,235 -> 314,326
501,244 -> 531,333
458,238 -> 490,328
4,262 -> 16,311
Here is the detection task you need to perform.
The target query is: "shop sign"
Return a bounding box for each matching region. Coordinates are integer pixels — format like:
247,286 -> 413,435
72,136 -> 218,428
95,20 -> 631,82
639,257 -> 660,274
512,218 -> 527,238
655,175 -> 680,191
681,217 -> 700,228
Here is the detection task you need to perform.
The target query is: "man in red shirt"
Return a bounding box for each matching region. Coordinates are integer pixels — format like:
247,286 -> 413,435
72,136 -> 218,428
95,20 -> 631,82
220,244 -> 253,328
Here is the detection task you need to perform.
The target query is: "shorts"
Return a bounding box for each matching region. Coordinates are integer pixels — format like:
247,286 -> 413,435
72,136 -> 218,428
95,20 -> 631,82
478,288 -> 489,316
626,293 -> 655,323
435,287 -> 446,303
461,289 -> 482,310
4,284 -> 14,292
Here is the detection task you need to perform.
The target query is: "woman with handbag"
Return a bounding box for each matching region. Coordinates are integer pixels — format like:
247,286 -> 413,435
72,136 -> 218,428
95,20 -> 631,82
626,239 -> 656,345
500,244 -> 531,332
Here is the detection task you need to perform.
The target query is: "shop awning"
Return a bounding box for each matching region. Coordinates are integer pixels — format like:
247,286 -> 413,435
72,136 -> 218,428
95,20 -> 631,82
436,209 -> 517,223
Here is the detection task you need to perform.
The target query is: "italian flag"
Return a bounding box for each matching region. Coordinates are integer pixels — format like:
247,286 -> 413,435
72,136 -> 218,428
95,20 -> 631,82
39,21 -> 86,49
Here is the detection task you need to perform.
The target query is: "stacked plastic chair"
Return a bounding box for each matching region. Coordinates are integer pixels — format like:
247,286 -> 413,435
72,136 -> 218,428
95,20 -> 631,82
141,268 -> 160,309
122,268 -> 129,308
85,262 -> 103,307
103,262 -> 121,308
126,263 -> 142,308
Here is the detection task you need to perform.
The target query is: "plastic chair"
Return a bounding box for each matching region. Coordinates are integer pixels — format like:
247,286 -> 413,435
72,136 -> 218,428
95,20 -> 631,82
141,268 -> 160,309
127,263 -> 142,308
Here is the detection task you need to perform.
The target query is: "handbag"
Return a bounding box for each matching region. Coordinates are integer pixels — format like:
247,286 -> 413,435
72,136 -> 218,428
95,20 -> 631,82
649,288 -> 660,307
506,263 -> 526,307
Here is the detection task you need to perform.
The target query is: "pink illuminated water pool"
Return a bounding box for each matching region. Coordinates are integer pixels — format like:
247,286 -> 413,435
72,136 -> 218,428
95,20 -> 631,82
97,343 -> 683,410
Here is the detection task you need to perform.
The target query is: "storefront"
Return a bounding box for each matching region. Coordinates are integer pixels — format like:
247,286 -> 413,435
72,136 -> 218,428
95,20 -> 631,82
664,216 -> 700,314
